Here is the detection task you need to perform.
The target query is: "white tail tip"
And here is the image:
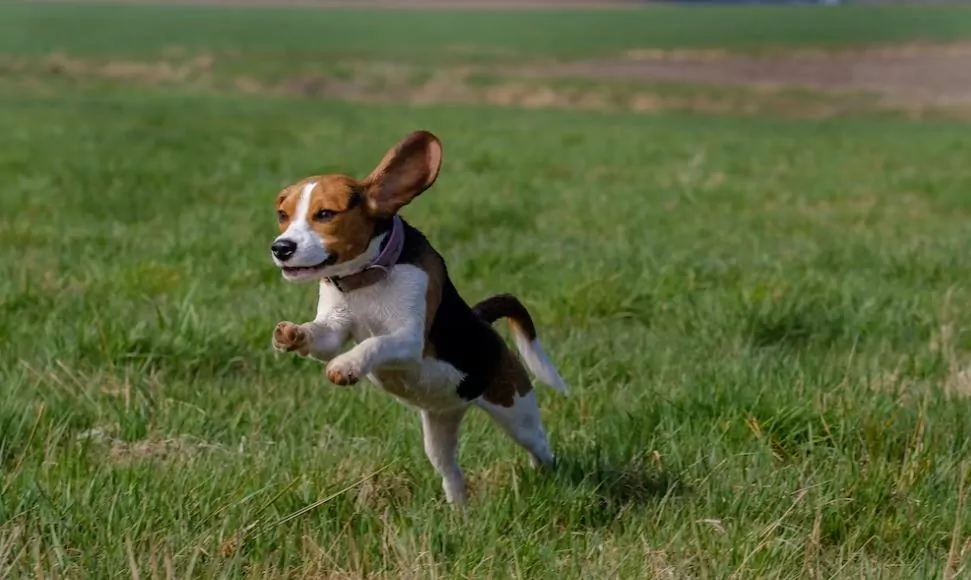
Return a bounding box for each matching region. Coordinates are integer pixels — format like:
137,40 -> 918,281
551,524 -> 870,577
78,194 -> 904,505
514,334 -> 569,394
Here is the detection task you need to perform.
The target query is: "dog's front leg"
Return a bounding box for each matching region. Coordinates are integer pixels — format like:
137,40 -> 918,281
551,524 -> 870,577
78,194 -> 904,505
325,327 -> 423,386
272,319 -> 348,363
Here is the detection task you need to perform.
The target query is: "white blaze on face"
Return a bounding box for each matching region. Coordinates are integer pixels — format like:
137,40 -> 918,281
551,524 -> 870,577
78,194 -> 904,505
273,181 -> 330,269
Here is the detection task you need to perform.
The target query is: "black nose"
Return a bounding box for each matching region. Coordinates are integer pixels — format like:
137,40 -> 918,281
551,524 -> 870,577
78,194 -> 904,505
271,239 -> 297,261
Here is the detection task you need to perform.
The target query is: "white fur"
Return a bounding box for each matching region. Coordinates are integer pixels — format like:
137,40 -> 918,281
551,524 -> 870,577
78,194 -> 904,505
330,265 -> 428,380
513,334 -> 569,394
421,409 -> 467,504
475,391 -> 555,468
279,263 -> 559,507
298,282 -> 353,361
292,265 -> 468,412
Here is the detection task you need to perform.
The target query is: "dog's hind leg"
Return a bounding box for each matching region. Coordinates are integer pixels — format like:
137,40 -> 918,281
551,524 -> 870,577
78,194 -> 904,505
476,390 -> 555,469
420,408 -> 468,506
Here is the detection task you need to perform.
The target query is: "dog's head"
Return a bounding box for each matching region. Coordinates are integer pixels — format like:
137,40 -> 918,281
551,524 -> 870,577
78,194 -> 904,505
270,131 -> 442,283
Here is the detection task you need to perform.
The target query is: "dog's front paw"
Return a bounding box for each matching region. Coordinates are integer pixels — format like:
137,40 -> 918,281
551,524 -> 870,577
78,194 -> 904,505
273,321 -> 310,354
326,356 -> 364,386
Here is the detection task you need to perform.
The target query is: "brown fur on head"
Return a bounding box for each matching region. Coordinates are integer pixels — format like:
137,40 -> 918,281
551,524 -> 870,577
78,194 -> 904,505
269,131 -> 443,282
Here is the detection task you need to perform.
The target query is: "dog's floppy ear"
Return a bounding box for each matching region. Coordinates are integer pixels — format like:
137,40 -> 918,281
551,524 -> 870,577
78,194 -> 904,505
363,131 -> 442,217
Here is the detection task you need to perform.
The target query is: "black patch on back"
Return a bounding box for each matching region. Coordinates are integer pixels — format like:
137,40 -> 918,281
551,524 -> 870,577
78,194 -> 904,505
395,220 -> 426,266
397,220 -> 505,401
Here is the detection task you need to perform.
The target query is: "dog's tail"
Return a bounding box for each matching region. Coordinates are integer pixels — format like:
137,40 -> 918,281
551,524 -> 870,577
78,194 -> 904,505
473,293 -> 569,394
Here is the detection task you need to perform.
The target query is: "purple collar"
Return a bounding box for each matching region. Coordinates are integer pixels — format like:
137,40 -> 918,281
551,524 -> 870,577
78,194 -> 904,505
327,215 -> 405,293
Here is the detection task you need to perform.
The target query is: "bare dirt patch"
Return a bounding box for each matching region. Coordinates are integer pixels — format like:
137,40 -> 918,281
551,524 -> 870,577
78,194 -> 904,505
0,52 -> 865,118
76,425 -> 219,465
5,47 -> 971,120
271,65 -> 874,118
532,43 -> 971,107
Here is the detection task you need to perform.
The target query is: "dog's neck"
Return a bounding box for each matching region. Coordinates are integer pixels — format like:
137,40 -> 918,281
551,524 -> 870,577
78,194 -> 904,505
326,215 -> 405,293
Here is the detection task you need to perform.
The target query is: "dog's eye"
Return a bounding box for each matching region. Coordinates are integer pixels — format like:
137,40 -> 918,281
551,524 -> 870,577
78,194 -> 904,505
313,209 -> 335,222
276,210 -> 288,223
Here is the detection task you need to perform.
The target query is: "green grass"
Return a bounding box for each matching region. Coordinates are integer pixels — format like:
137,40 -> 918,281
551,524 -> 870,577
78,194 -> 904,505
3,4 -> 971,579
4,3 -> 971,62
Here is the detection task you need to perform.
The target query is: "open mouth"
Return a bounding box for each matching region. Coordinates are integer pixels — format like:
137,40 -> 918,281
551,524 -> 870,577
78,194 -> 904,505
281,256 -> 336,277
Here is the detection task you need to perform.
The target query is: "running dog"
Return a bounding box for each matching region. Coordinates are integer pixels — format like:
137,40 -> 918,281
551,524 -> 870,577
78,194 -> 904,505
269,131 -> 568,506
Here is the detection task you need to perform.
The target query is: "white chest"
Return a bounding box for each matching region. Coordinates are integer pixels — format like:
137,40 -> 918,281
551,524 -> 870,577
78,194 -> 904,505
313,266 -> 467,412
345,291 -> 403,343
343,280 -> 418,342
316,266 -> 427,341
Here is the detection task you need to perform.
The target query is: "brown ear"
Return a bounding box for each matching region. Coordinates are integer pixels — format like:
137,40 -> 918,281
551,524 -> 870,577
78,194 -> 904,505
363,131 -> 443,216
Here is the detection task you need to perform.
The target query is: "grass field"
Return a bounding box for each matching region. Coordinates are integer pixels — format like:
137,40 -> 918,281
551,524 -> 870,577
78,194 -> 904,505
6,3 -> 971,59
4,2 -> 971,578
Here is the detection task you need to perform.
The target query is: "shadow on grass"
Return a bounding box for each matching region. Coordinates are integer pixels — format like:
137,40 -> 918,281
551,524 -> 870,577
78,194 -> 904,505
542,451 -> 685,528
742,293 -> 852,351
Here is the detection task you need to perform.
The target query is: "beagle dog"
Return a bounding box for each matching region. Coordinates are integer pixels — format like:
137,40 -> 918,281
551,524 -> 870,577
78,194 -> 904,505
269,131 -> 567,506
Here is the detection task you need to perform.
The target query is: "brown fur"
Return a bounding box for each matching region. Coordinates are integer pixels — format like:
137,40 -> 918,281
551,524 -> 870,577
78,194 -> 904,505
481,346 -> 533,407
472,296 -> 543,406
363,131 -> 443,217
409,237 -> 447,351
276,176 -> 376,265
308,177 -> 375,264
275,132 -> 442,268
275,188 -> 300,228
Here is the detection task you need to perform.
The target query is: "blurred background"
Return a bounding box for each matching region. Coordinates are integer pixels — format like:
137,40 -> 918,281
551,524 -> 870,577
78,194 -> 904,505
5,0 -> 971,120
